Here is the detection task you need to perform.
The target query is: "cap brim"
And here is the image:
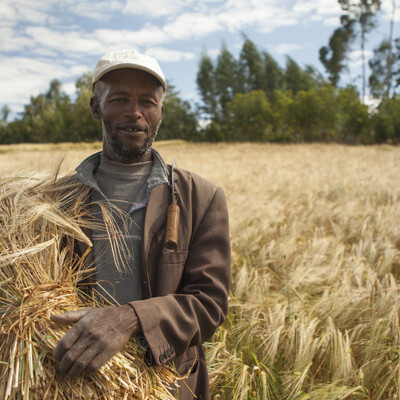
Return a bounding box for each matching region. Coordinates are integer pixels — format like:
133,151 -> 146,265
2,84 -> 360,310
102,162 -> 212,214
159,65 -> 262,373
92,64 -> 167,90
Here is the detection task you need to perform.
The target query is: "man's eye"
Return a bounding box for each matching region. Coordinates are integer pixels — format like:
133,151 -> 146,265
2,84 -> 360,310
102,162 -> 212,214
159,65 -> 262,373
112,98 -> 126,102
141,99 -> 154,105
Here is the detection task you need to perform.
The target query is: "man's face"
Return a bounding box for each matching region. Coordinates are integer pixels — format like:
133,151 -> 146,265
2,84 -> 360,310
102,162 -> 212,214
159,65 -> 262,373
91,68 -> 164,163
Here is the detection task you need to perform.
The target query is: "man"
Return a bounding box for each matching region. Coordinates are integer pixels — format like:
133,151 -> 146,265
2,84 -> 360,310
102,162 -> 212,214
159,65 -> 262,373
50,49 -> 231,399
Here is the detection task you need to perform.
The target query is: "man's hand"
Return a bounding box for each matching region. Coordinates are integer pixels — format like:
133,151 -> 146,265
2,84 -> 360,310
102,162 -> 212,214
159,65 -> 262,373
50,304 -> 141,378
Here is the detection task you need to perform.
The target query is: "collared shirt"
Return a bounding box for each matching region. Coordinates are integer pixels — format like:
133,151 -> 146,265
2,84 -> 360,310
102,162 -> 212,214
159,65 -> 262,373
75,149 -> 169,304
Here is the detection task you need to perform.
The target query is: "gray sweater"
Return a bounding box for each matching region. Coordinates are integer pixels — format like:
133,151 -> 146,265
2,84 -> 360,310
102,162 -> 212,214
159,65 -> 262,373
75,150 -> 169,305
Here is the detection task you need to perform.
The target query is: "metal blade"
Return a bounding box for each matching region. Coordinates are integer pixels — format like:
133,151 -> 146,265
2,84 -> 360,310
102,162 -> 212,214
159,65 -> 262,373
171,158 -> 175,197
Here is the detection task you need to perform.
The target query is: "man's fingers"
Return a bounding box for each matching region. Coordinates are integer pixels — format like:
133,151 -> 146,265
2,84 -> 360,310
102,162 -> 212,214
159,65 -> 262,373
53,325 -> 82,361
57,338 -> 88,376
64,346 -> 100,379
84,351 -> 110,377
50,309 -> 93,325
51,306 -> 137,378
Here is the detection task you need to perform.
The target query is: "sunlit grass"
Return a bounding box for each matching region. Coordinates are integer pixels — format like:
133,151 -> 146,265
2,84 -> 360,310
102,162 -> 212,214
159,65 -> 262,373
1,142 -> 400,399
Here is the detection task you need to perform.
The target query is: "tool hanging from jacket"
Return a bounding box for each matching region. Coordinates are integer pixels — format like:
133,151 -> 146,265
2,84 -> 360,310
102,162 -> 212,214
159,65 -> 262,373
164,158 -> 180,250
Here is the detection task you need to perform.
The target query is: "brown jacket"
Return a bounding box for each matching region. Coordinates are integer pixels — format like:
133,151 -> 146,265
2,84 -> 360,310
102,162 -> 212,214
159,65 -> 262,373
73,164 -> 231,399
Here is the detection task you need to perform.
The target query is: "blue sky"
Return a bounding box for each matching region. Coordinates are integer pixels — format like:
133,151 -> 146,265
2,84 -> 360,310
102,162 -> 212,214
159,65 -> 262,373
1,0 -> 399,117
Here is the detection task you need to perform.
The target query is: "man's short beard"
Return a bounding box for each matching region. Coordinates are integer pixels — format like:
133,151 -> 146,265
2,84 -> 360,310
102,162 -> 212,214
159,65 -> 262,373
102,120 -> 161,163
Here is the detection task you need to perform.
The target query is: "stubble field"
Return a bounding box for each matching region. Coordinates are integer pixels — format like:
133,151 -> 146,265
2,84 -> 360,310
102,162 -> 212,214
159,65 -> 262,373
1,141 -> 400,399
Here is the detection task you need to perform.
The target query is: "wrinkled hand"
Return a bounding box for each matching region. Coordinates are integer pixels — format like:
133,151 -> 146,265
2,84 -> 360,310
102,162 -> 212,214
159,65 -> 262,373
50,304 -> 141,378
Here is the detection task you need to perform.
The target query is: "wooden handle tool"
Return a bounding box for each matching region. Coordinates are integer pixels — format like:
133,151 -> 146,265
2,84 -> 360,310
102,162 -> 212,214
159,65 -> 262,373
164,159 -> 180,250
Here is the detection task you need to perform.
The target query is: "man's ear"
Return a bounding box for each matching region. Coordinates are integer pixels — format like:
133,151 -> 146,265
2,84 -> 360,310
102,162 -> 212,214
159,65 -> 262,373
90,96 -> 102,120
161,103 -> 164,115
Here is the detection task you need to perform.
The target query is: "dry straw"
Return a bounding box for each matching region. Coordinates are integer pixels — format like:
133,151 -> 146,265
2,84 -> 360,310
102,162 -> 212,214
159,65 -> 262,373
0,171 -> 181,399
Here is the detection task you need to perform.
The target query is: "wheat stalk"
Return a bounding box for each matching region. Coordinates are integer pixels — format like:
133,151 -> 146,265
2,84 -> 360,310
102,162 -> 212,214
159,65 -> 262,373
0,172 -> 181,399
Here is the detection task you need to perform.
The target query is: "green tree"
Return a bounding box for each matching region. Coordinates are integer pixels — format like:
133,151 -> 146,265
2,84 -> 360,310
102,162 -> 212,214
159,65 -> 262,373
336,85 -> 370,142
284,57 -> 322,94
369,38 -> 400,99
158,84 -> 197,140
287,88 -> 337,142
196,52 -> 218,120
263,52 -> 284,102
271,90 -> 294,141
338,0 -> 381,99
371,95 -> 400,143
369,40 -> 393,99
0,105 -> 10,127
224,90 -> 273,141
69,72 -> 101,141
239,37 -> 264,93
215,43 -> 240,117
319,15 -> 355,86
19,79 -> 72,142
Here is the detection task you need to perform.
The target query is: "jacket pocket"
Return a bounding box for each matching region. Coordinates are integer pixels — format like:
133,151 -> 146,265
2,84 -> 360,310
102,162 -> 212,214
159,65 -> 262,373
175,346 -> 198,376
171,347 -> 200,400
160,250 -> 188,265
156,250 -> 188,295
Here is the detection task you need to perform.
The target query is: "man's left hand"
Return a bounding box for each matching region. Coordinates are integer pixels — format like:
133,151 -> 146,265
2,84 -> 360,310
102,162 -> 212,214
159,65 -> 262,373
50,304 -> 140,378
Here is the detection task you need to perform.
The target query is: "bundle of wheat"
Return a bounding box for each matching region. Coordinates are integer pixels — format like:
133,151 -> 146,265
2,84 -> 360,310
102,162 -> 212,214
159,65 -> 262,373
0,172 -> 181,400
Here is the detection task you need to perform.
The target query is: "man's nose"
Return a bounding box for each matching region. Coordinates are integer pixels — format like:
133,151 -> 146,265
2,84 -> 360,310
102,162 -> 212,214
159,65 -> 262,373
124,100 -> 142,119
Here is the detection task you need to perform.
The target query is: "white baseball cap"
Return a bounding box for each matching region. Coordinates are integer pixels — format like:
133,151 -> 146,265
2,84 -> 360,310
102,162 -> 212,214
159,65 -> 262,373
92,49 -> 167,91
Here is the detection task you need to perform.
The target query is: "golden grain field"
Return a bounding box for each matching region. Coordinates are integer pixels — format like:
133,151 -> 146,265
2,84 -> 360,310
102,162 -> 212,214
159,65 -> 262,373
1,141 -> 400,399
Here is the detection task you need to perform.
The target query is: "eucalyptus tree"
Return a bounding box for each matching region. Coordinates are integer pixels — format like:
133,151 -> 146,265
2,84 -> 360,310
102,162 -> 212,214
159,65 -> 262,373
319,15 -> 355,86
196,52 -> 219,120
214,42 -> 241,117
284,57 -> 322,94
263,52 -> 285,101
338,0 -> 381,100
239,37 -> 264,93
369,0 -> 396,99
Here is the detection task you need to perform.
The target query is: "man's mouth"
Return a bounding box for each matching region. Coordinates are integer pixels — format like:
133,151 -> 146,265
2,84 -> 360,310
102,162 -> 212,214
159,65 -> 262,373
118,123 -> 147,133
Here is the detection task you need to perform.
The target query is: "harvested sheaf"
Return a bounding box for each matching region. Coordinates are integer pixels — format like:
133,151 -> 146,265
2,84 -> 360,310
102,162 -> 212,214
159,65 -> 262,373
0,172 -> 181,399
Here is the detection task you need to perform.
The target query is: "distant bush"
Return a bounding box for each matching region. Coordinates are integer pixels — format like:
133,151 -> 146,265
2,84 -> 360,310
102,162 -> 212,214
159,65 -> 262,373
371,96 -> 400,144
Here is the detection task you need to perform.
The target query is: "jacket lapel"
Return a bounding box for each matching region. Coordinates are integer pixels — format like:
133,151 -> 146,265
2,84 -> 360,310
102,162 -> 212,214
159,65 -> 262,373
142,182 -> 171,259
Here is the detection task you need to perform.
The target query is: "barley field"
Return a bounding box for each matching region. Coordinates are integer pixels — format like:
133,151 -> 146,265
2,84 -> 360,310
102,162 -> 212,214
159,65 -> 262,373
1,142 -> 400,399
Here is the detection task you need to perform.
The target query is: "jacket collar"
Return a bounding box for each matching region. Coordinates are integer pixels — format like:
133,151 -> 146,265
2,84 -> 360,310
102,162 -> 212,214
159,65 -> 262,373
75,148 -> 170,194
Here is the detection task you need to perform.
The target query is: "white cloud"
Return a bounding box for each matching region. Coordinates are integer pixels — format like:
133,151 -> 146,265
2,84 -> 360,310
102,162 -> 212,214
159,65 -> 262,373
164,13 -> 223,39
0,27 -> 33,52
26,27 -> 103,55
145,47 -> 195,62
0,56 -> 91,113
0,3 -> 18,23
348,50 -> 374,67
293,2 -> 317,14
95,25 -> 168,48
32,48 -> 59,58
207,49 -> 221,59
123,0 -> 192,18
61,82 -> 77,97
380,0 -> 400,22
274,43 -> 302,55
301,0 -> 341,16
323,17 -> 341,27
0,0 -> 127,25
0,0 -> 56,25
217,1 -> 300,33
0,57 -> 71,106
66,0 -> 125,21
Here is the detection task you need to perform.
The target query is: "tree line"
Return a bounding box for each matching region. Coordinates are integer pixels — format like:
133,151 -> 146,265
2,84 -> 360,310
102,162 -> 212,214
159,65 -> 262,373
1,0 -> 400,145
0,73 -> 197,144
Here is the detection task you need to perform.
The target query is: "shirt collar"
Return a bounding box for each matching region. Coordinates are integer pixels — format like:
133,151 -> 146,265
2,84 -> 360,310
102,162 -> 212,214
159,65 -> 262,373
75,148 -> 169,192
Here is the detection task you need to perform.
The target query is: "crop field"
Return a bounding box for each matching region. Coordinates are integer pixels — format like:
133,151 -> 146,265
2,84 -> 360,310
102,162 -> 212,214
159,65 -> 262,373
1,142 -> 400,399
